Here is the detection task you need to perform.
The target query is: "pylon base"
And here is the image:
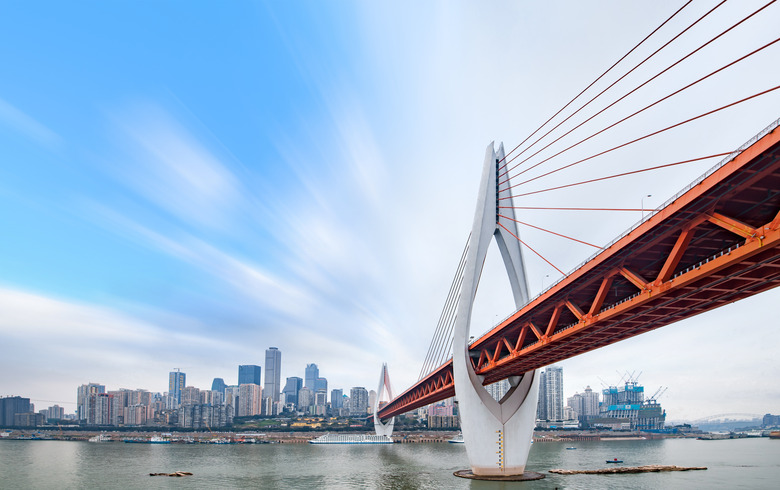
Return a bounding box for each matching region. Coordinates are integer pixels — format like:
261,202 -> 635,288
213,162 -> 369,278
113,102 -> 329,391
453,469 -> 545,481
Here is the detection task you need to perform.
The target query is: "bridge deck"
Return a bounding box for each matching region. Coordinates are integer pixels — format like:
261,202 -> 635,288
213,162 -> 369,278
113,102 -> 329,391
379,120 -> 780,420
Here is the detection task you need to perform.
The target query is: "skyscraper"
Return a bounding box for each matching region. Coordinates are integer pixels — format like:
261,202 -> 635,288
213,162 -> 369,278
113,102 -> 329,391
330,389 -> 343,409
0,396 -> 31,426
304,364 -> 319,390
169,369 -> 185,406
298,387 -> 313,409
350,387 -> 369,416
538,365 -> 563,421
282,377 -> 302,408
77,383 -> 105,421
238,384 -> 262,417
238,365 -> 262,386
211,378 -> 227,395
536,370 -> 547,420
581,386 -> 599,417
264,347 -> 282,403
315,377 -> 327,394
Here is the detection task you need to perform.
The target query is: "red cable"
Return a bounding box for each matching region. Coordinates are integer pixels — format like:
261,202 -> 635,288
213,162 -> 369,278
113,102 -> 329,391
498,83 -> 780,196
500,1 -> 777,183
500,0 -> 731,176
496,0 -> 695,170
499,215 -> 601,249
498,222 -> 566,276
499,153 -> 730,200
500,206 -> 646,212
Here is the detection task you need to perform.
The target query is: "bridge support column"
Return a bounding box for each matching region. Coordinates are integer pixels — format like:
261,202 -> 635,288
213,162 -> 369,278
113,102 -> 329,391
453,142 -> 541,478
374,363 -> 395,438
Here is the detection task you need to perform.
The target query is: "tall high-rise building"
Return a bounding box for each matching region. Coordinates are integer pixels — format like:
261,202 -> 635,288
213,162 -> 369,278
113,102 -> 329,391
298,387 -> 313,409
77,383 -> 105,421
282,377 -> 302,407
1,396 -> 31,426
350,387 -> 369,416
304,364 -> 319,390
211,378 -> 227,395
536,370 -> 547,420
169,369 -> 186,405
581,386 -> 599,416
538,365 -> 563,421
238,365 -> 262,386
487,379 -> 510,402
315,377 -> 327,394
238,383 -> 262,417
264,347 -> 282,403
368,390 -> 377,414
330,389 -> 344,409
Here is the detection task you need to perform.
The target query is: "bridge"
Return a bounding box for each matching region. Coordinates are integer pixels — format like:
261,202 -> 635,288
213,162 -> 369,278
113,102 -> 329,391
369,1 -> 780,479
379,121 -> 780,421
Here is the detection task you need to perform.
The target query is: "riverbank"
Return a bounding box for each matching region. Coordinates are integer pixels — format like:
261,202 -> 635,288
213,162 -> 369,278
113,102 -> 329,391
0,428 -> 459,444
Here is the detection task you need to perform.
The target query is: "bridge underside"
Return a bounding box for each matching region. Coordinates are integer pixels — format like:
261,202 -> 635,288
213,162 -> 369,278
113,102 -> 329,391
380,122 -> 780,421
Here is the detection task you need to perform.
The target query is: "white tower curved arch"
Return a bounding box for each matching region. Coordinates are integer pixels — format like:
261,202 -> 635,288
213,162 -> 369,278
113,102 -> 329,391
373,363 -> 395,437
453,142 -> 540,477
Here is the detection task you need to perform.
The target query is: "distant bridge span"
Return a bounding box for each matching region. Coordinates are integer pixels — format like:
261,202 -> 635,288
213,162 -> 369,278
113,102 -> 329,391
380,120 -> 780,421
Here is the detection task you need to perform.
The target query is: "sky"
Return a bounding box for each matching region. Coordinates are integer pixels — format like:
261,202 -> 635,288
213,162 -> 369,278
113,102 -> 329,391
1,1 -> 779,421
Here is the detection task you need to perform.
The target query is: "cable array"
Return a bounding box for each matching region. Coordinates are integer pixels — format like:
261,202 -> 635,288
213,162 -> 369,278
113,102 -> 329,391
418,236 -> 469,380
416,1 -> 780,378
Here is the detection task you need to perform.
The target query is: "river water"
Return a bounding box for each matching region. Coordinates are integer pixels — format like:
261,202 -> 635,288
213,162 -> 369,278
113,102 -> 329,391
1,437 -> 778,489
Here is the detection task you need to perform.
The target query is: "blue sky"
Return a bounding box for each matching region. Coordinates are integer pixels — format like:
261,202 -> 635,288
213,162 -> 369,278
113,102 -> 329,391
1,1 -> 779,420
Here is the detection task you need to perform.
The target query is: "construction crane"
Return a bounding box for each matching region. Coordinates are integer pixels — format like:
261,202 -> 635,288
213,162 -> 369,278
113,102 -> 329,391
648,386 -> 667,402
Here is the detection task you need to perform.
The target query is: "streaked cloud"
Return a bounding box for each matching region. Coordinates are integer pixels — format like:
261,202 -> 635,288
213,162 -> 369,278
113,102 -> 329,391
0,98 -> 62,149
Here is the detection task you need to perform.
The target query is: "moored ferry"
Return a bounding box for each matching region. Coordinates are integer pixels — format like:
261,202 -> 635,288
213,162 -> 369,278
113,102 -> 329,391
447,433 -> 464,444
309,434 -> 393,444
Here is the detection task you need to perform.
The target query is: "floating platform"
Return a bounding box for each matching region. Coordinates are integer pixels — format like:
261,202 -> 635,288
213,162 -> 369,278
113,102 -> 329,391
453,470 -> 545,481
550,465 -> 707,475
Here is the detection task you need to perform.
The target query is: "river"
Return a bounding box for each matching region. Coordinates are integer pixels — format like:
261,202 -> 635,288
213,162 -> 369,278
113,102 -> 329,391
1,437 -> 778,488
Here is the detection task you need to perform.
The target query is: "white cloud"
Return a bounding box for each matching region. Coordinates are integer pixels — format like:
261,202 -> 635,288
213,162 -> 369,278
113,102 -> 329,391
0,97 -> 62,149
110,103 -> 243,230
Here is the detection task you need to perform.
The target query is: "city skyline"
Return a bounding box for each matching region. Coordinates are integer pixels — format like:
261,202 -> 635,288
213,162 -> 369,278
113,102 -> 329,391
1,2 -> 780,420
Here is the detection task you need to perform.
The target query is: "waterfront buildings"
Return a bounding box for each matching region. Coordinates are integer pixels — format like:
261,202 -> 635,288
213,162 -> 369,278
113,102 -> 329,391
331,389 -> 343,410
238,365 -> 262,386
298,387 -> 313,410
238,383 -> 262,417
264,347 -> 282,403
283,377 -> 302,408
1,396 -> 31,426
536,366 -> 563,421
168,370 -> 185,406
567,385 -> 600,422
486,379 -> 510,402
211,378 -> 227,395
77,383 -> 105,422
594,381 -> 666,430
350,387 -> 369,416
305,364 -> 319,390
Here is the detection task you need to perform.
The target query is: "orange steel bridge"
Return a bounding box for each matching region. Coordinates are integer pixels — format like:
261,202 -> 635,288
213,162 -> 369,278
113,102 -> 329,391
379,121 -> 780,421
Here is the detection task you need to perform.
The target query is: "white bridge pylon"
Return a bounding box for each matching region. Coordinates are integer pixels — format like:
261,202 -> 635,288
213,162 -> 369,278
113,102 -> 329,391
374,362 -> 395,437
453,142 -> 540,476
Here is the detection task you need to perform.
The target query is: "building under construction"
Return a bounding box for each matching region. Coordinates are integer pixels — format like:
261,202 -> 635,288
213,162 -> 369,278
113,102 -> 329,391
589,381 -> 666,431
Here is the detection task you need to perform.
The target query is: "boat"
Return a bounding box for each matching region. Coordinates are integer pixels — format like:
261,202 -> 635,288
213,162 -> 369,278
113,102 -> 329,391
448,433 -> 465,444
566,447 -> 577,450
606,458 -> 623,464
309,434 -> 393,444
770,431 -> 780,439
149,436 -> 171,444
88,434 -> 111,443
